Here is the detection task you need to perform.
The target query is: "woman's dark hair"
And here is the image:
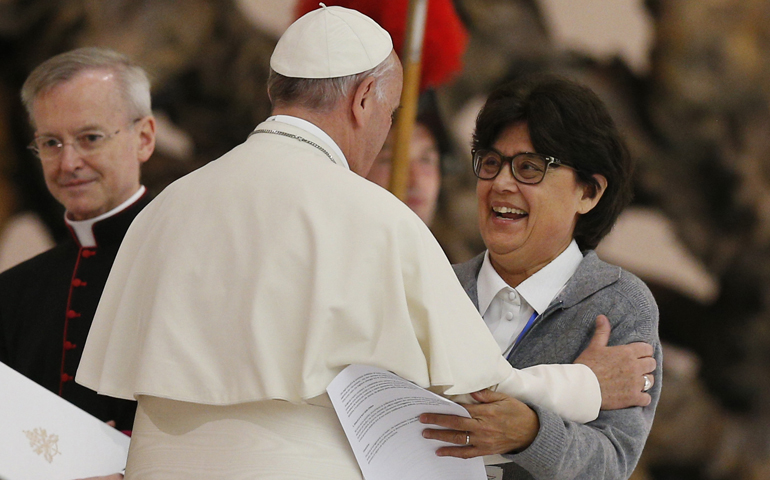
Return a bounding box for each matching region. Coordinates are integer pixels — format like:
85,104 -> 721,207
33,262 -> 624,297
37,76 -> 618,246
472,73 -> 633,250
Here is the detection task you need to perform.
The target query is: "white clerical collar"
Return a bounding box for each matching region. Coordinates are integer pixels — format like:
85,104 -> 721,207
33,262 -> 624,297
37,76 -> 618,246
66,186 -> 146,247
266,115 -> 349,170
477,240 -> 584,316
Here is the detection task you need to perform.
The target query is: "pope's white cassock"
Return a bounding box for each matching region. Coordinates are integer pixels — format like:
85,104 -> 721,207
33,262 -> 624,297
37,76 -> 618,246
77,117 -> 600,478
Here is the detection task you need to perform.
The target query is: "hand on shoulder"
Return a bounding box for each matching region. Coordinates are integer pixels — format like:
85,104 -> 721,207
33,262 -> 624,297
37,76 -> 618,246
575,315 -> 657,409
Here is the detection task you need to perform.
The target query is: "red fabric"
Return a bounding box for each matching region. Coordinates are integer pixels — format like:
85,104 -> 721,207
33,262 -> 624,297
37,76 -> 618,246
294,0 -> 468,91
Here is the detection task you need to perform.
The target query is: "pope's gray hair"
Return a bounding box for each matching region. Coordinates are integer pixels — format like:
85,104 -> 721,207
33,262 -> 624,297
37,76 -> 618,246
267,51 -> 399,112
21,47 -> 152,124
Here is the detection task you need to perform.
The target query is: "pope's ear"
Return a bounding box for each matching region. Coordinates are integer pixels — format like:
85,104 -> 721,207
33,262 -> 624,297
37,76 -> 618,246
351,76 -> 376,128
578,174 -> 607,214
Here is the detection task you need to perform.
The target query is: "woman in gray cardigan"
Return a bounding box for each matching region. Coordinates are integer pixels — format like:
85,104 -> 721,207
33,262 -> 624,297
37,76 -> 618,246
420,74 -> 661,480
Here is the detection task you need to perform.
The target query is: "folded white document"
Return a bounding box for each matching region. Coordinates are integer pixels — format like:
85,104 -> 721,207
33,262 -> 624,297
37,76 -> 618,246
0,362 -> 130,480
327,364 -> 487,480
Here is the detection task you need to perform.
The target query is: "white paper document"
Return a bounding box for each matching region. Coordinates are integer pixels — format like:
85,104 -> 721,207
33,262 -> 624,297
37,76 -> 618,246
485,465 -> 504,480
327,364 -> 486,480
0,362 -> 130,480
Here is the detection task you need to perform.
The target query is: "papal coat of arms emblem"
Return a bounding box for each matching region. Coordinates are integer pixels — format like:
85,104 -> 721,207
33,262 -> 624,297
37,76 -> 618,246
23,427 -> 61,463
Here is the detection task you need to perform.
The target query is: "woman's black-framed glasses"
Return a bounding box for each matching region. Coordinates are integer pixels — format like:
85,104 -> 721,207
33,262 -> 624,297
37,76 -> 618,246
472,148 -> 570,184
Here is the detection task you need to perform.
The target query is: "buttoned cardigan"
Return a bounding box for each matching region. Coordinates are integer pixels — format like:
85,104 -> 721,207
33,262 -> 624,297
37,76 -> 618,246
454,251 -> 662,480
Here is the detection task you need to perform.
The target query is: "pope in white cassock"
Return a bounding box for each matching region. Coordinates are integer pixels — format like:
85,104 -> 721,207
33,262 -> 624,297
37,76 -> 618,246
77,5 -> 605,479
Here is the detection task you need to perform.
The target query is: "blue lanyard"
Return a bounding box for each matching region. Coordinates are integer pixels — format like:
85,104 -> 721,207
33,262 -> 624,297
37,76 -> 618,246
507,311 -> 538,360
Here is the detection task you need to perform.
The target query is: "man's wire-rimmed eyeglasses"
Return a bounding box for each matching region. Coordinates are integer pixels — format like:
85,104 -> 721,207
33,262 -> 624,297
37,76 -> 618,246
28,118 -> 142,160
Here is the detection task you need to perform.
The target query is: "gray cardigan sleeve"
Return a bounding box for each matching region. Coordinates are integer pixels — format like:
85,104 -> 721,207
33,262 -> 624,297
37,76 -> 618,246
504,269 -> 662,480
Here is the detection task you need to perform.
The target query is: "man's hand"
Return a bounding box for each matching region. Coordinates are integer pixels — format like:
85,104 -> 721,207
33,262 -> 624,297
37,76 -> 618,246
419,389 -> 539,458
575,315 -> 656,409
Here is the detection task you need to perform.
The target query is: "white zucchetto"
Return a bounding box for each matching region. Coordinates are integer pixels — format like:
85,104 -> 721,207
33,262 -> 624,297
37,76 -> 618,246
270,4 -> 393,79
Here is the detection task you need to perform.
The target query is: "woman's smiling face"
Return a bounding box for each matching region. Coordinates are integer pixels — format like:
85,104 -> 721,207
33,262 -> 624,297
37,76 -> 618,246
476,121 -> 604,282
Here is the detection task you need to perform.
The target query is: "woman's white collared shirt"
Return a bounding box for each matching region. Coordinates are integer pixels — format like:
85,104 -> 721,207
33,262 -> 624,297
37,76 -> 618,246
477,240 -> 584,357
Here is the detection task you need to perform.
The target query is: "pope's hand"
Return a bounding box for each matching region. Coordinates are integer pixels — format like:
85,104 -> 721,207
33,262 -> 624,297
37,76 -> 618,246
575,315 -> 656,410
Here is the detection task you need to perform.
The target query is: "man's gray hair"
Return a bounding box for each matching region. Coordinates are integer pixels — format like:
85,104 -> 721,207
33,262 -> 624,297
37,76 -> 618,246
267,51 -> 399,111
21,47 -> 152,123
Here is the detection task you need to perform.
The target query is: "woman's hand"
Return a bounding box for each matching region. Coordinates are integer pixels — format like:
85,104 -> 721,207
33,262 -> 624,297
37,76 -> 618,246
419,389 -> 539,458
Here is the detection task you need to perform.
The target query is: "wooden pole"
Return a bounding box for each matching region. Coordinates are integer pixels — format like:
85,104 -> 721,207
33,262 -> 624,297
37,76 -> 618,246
388,0 -> 429,201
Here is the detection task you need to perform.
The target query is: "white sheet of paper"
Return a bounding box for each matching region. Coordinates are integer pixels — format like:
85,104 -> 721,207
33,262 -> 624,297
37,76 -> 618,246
485,465 -> 504,480
484,454 -> 512,465
327,364 -> 486,480
0,362 -> 130,480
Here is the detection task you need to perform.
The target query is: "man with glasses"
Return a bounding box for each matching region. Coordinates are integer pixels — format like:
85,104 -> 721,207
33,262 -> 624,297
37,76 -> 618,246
0,47 -> 155,433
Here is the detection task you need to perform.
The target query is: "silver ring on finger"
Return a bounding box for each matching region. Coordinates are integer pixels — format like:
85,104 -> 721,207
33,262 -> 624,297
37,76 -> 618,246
465,432 -> 471,446
642,374 -> 652,392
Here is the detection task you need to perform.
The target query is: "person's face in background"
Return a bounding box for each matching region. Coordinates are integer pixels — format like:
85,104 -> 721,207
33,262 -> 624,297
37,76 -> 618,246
30,69 -> 155,221
367,122 -> 442,225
